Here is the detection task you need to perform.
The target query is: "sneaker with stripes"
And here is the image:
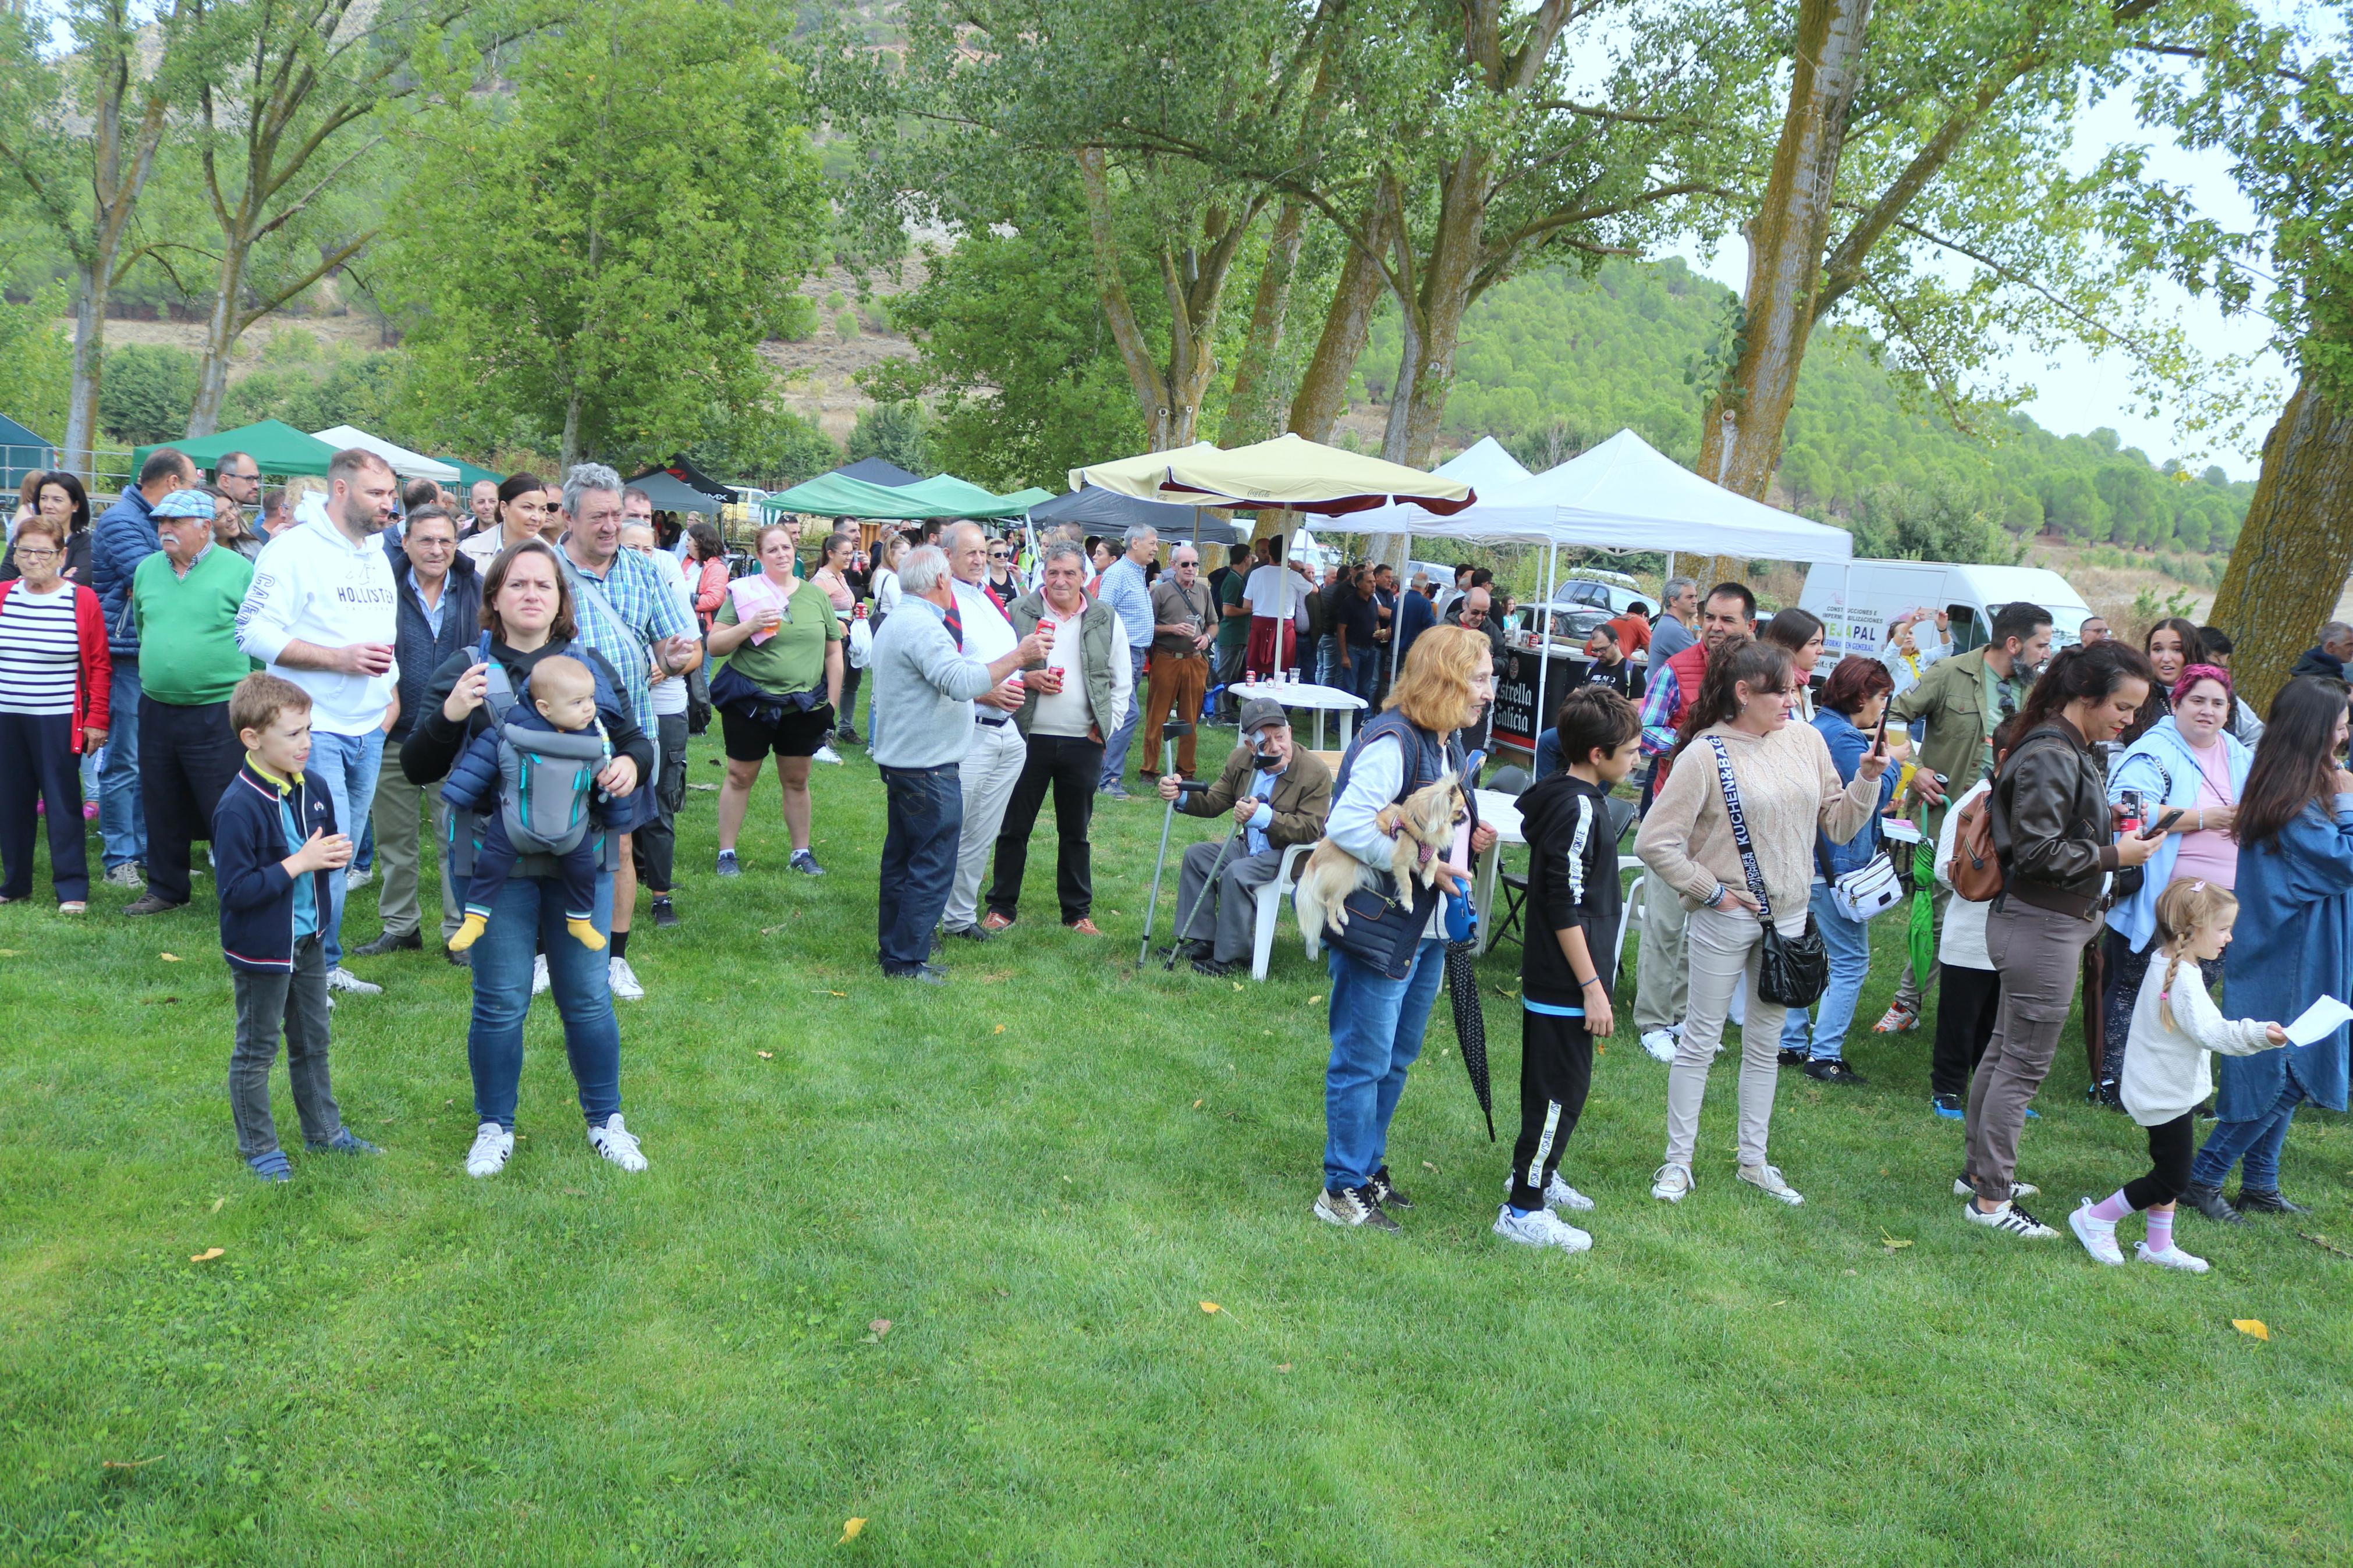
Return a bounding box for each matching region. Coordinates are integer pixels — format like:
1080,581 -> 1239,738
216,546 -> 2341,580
1963,1199 -> 2057,1239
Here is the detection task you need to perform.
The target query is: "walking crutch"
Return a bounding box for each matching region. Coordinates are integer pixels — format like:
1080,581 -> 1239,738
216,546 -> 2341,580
1137,722 -> 1200,966
1165,826 -> 1246,971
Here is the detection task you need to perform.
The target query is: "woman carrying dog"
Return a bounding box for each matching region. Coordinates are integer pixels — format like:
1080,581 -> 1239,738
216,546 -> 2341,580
1635,637 -> 1891,1208
1310,624 -> 1498,1232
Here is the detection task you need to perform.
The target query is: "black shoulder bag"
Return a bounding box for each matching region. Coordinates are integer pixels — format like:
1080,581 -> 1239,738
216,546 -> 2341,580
1706,736 -> 1829,1008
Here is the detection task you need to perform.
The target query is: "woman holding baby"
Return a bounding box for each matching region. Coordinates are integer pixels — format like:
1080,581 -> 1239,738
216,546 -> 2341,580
1309,624 -> 1499,1234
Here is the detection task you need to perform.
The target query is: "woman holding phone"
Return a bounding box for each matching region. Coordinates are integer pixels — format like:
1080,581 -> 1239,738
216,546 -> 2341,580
2096,662 -> 2253,1104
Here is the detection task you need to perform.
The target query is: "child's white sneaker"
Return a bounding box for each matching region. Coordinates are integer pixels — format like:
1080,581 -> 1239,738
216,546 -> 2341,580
2134,1240 -> 2209,1273
1502,1170 -> 1596,1211
588,1112 -> 647,1172
1492,1204 -> 1592,1253
2068,1199 -> 2125,1265
465,1122 -> 514,1179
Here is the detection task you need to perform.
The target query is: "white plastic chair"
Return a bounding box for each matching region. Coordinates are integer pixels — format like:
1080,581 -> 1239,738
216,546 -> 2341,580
1614,855 -> 1646,975
1251,843 -> 1313,981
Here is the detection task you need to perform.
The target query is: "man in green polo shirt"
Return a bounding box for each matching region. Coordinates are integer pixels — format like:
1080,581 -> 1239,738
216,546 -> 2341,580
125,489 -> 260,914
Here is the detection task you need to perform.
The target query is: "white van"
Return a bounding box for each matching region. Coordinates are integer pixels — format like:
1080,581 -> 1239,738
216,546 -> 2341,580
1800,560 -> 2097,663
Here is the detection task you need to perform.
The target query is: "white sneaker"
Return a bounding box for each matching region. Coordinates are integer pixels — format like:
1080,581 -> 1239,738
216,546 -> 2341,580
326,966 -> 382,995
1641,1027 -> 1680,1063
1738,1162 -> 1805,1206
1651,1162 -> 1693,1203
1503,1170 -> 1596,1211
812,744 -> 843,765
608,956 -> 644,1000
104,863 -> 144,890
531,953 -> 550,995
465,1121 -> 514,1178
2068,1200 -> 2125,1265
2134,1240 -> 2209,1273
588,1112 -> 646,1171
345,866 -> 373,890
1962,1199 -> 2057,1239
1493,1203 -> 1592,1253
1955,1177 -> 2040,1200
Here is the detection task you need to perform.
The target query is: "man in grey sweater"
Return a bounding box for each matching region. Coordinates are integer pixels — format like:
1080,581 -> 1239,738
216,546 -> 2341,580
868,546 -> 1047,983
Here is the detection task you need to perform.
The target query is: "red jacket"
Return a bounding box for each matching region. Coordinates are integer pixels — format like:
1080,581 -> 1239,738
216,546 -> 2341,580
0,578 -> 113,751
1653,639 -> 1711,792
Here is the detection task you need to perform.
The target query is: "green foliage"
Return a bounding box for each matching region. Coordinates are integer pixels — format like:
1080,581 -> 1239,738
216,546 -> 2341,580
1847,478 -> 2024,567
845,400 -> 932,477
0,286 -> 72,446
218,348 -> 406,439
2131,584 -> 2202,624
98,345 -> 200,445
382,0 -> 828,467
832,310 -> 858,342
686,406 -> 840,490
1378,258 -> 2251,558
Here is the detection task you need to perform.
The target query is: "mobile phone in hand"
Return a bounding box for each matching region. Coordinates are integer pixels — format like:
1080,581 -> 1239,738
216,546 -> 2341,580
2140,808 -> 2184,840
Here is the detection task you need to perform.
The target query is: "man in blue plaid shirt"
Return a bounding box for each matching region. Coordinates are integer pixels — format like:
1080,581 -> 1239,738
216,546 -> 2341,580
559,463 -> 703,1001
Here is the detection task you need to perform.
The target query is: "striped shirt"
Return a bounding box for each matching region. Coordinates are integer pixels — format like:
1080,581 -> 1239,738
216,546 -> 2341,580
0,583 -> 81,716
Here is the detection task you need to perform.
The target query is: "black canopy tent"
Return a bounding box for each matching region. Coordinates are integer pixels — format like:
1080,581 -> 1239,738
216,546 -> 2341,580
830,456 -> 922,488
1028,485 -> 1238,550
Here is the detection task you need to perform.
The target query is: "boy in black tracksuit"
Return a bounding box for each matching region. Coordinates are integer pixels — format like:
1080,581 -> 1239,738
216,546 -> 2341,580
1496,687 -> 1641,1253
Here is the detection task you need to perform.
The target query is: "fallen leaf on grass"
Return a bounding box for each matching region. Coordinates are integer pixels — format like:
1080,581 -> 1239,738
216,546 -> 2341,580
209,1197 -> 226,1214
1422,1161 -> 1438,1172
1199,1302 -> 1222,1315
1231,982 -> 1243,991
1274,1363 -> 1292,1373
141,995 -> 179,1005
189,1248 -> 223,1264
100,1456 -> 159,1470
2233,1318 -> 2270,1342
867,1319 -> 892,1338
838,1517 -> 865,1543
1191,1098 -> 1203,1108
1880,1236 -> 1914,1250
993,1023 -> 1005,1034
159,952 -> 182,962
757,1051 -> 774,1060
0,948 -> 19,957
686,781 -> 719,791
1307,994 -> 1323,1005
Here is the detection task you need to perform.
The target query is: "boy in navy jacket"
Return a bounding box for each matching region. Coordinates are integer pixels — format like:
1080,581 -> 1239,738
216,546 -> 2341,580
1495,686 -> 1641,1254
213,673 -> 379,1181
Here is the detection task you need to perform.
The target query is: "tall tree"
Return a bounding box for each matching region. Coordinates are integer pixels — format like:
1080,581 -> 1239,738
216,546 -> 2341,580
1687,0 -> 2209,579
0,0 -> 196,475
2153,5 -> 2353,708
175,0 -> 489,435
384,0 -> 826,468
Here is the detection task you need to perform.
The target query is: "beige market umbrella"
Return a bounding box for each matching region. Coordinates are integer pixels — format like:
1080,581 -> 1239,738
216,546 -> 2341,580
1073,433 -> 1476,517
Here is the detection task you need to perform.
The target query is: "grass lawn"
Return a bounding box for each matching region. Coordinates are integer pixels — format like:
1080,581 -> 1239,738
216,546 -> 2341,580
3,719 -> 2350,1565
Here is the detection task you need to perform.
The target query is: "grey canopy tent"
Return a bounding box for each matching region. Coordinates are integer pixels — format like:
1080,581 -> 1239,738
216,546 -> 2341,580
831,456 -> 922,488
1029,485 -> 1239,549
622,468 -> 728,514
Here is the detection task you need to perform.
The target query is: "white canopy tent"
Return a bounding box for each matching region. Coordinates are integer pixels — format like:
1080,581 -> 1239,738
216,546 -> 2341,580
310,424 -> 460,484
1322,429 -> 1855,757
1345,437 -> 1532,535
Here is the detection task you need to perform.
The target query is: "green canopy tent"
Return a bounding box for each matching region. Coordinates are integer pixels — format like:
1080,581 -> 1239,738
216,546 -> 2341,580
757,472 -> 956,520
434,455 -> 503,489
1,412 -> 58,489
133,418 -> 338,479
896,474 -> 1052,517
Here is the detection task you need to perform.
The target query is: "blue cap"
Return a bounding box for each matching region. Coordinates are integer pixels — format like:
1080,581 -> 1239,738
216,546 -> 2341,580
150,489 -> 218,520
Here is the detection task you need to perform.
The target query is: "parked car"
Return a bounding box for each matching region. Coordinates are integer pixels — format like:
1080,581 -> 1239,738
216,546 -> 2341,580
1549,569 -> 1650,618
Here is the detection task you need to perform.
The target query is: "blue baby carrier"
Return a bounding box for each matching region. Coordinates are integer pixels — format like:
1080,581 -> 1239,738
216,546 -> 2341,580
446,635 -> 623,877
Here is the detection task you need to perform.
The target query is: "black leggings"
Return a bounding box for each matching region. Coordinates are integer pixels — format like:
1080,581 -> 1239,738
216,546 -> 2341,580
2123,1112 -> 2196,1210
1930,963 -> 2002,1101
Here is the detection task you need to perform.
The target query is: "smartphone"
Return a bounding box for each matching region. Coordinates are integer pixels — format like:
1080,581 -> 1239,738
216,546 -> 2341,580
1873,702 -> 1890,752
2140,808 -> 2184,840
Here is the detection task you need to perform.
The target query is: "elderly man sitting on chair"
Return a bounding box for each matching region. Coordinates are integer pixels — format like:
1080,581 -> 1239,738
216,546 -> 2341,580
1156,697 -> 1333,977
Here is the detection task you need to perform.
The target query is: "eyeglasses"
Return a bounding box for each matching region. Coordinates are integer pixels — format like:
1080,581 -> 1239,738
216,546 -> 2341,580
11,546 -> 60,560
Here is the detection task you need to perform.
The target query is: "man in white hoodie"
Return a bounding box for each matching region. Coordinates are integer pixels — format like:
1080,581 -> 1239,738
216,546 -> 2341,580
236,447 -> 402,995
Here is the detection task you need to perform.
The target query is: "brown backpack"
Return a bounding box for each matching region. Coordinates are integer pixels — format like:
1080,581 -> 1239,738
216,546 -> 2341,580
1950,791 -> 2002,902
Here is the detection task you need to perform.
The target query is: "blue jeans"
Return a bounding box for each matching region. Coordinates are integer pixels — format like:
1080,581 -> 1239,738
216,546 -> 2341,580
1780,883 -> 1872,1061
1096,645 -> 1149,791
2190,1079 -> 2305,1192
878,762 -> 963,973
308,728 -> 386,970
1323,936 -> 1448,1192
466,861 -> 619,1129
98,660 -> 145,869
1314,634 -> 1339,688
1343,646 -> 1382,704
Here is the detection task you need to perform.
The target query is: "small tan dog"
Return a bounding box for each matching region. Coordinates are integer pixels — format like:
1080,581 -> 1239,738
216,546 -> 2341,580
1296,771 -> 1469,958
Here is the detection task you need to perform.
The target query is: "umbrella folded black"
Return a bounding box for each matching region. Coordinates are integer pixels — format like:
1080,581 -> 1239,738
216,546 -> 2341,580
1445,941 -> 1496,1141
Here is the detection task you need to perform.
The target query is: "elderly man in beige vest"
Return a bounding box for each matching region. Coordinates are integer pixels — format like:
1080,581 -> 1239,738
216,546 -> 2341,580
980,541 -> 1132,936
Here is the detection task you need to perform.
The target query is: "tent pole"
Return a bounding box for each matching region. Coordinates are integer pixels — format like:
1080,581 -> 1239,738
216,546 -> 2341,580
1021,509 -> 1044,593
1530,538 -> 1556,767
1840,560 -> 1853,659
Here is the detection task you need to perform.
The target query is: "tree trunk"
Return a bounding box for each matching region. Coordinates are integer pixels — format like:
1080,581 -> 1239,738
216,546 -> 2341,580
1393,152 -> 1490,471
1286,189 -> 1391,443
63,264 -> 109,480
562,388 -> 584,472
1222,198 -> 1304,445
1694,0 -> 1873,586
187,244 -> 251,438
2208,374 -> 2353,714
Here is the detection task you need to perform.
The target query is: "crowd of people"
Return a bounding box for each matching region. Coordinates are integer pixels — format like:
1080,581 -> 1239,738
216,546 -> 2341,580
6,457 -> 2348,1277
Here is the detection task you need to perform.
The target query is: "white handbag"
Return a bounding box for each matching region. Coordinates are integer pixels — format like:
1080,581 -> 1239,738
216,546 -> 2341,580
1828,849 -> 1903,921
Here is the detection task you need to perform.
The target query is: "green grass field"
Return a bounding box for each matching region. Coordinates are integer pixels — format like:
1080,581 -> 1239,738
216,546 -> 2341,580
3,722 -> 2350,1565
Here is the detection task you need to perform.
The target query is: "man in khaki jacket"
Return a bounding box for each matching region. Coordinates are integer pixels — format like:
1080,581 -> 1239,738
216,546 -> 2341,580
1156,697 -> 1333,977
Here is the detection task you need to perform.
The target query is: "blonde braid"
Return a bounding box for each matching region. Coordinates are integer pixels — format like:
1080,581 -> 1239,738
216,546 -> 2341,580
2160,947 -> 2186,1034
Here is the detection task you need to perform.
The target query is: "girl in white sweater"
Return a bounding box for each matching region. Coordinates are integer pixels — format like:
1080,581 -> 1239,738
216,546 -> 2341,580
2069,881 -> 2285,1273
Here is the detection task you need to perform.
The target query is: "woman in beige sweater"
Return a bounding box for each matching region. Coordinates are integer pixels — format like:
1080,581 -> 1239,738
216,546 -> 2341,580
1635,638 -> 1890,1206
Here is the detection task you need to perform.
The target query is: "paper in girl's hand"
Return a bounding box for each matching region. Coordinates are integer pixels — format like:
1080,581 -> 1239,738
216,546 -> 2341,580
2283,995 -> 2353,1048
729,575 -> 786,645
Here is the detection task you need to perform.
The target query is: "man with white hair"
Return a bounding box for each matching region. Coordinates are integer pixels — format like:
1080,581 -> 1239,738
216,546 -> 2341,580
868,545 -> 1049,982
555,463 -> 702,1000
1093,522 -> 1157,798
938,521 -> 1032,943
1140,542 -> 1213,780
235,447 -> 402,994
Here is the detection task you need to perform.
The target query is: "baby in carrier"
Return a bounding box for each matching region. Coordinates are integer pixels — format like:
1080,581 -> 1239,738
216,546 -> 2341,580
442,655 -> 619,952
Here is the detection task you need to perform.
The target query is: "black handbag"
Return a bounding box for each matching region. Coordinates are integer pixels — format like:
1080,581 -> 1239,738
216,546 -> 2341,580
1706,737 -> 1829,1009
